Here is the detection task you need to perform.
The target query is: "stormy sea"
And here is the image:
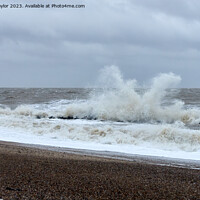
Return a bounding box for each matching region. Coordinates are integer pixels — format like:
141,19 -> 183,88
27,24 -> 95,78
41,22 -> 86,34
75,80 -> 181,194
1,66 -> 200,162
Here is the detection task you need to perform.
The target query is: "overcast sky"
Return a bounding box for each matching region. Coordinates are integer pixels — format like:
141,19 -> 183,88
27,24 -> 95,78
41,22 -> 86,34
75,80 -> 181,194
1,0 -> 200,87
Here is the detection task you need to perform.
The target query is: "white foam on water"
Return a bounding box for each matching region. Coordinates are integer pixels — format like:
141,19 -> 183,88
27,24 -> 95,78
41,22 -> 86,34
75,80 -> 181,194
0,109 -> 200,160
0,122 -> 200,160
1,66 -> 200,161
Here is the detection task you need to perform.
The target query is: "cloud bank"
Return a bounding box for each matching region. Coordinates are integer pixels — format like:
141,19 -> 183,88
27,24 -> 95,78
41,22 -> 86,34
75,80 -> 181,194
0,0 -> 200,87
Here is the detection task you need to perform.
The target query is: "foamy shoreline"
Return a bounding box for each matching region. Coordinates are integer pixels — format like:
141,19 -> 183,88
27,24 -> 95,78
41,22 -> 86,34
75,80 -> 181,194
1,140 -> 200,170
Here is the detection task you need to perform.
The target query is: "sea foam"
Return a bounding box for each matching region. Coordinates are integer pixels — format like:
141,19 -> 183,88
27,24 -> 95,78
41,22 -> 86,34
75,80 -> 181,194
64,66 -> 200,125
1,66 -> 200,157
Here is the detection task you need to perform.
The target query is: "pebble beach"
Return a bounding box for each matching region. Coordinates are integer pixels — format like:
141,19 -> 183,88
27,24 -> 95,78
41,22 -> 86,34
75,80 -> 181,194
0,141 -> 200,200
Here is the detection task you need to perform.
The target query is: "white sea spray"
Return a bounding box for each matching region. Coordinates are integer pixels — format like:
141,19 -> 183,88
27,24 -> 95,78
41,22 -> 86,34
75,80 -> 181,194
64,66 -> 200,124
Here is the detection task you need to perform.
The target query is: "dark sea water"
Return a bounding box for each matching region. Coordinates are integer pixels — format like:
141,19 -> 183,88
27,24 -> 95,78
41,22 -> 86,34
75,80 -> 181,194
1,88 -> 200,108
0,88 -> 92,109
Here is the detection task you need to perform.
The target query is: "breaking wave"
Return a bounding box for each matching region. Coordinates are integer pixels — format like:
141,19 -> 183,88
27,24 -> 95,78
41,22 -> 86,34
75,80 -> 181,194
1,66 -> 200,155
64,66 -> 200,125
1,66 -> 200,126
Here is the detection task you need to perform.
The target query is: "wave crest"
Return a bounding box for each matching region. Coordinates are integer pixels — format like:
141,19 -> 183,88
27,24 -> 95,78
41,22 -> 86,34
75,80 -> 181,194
64,66 -> 200,124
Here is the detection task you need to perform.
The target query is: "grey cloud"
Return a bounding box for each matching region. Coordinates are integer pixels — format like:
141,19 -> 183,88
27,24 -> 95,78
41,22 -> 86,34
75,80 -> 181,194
0,0 -> 200,87
129,0 -> 200,20
2,0 -> 200,51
